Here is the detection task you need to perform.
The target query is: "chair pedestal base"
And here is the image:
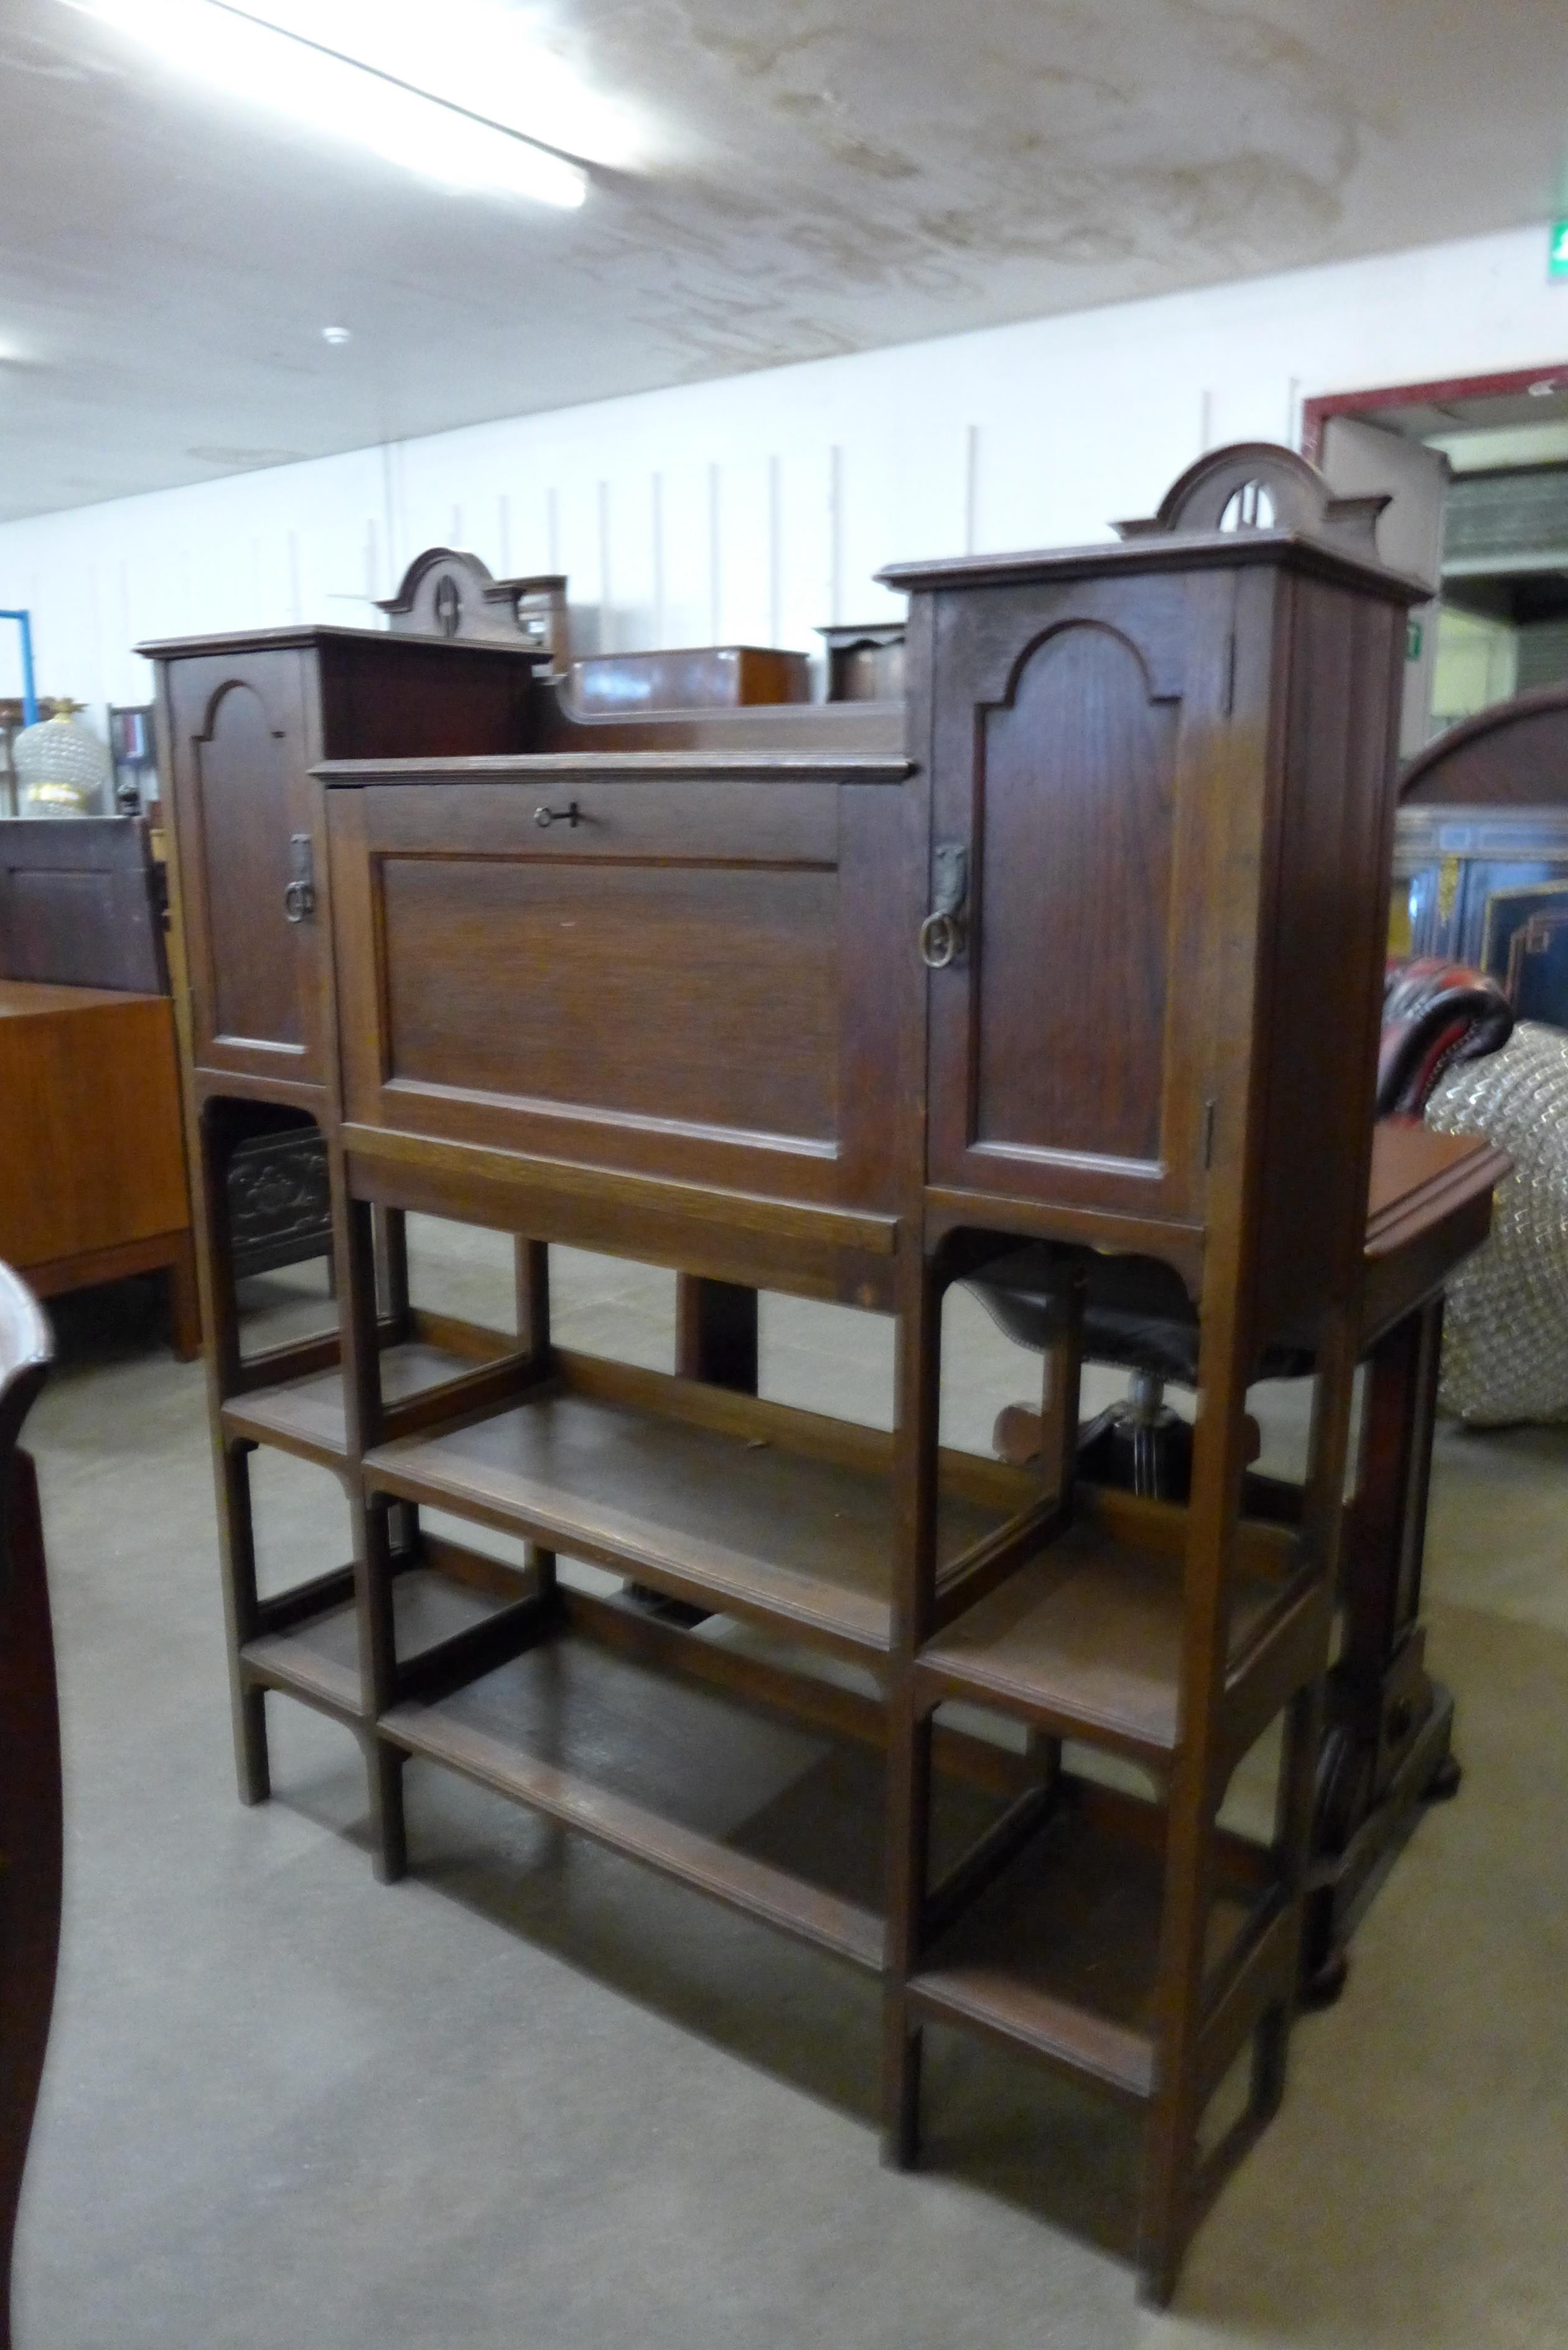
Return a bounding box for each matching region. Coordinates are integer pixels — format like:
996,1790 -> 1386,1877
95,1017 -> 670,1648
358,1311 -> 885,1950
1076,1390 -> 1195,1501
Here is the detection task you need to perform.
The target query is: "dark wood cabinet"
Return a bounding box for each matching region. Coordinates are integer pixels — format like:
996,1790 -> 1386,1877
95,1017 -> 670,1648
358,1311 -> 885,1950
879,452 -> 1416,2296
144,626 -> 542,1102
567,645 -> 810,715
818,622 -> 906,702
890,515 -> 1407,1318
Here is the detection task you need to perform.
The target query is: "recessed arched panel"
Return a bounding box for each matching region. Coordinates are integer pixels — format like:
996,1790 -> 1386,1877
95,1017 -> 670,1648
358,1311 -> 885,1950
974,622 -> 1178,1165
194,681 -> 302,1048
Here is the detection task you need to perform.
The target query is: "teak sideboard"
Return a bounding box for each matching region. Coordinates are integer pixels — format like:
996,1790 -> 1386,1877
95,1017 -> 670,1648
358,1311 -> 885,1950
150,451 -> 1438,2303
0,980 -> 198,1355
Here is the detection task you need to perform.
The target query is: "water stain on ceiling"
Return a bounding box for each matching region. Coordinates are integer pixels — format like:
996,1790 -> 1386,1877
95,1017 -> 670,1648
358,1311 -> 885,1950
0,0 -> 1562,519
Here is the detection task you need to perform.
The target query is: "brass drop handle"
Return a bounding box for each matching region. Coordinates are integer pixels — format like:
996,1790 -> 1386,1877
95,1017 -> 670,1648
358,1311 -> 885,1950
534,801 -> 582,829
282,833 -> 315,924
919,842 -> 968,968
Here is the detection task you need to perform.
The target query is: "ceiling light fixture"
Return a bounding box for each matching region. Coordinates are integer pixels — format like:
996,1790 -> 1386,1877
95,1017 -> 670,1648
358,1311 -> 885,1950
322,325 -> 352,345
75,0 -> 599,207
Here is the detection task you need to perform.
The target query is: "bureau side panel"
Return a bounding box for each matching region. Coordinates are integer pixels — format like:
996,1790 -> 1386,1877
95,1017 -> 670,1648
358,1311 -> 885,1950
1251,573 -> 1407,1354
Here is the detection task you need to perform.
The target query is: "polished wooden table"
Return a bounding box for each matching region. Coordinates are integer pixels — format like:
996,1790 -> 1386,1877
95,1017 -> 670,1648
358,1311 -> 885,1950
1300,1118 -> 1510,1995
987,1117 -> 1511,1998
0,980 -> 198,1357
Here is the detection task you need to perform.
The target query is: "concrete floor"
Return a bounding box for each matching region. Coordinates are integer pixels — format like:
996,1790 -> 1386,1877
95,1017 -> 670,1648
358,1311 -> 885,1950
13,1223 -> 1568,2348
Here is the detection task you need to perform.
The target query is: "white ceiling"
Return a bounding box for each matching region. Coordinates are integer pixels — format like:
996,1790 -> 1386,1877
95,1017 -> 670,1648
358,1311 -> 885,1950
2,0 -> 1567,523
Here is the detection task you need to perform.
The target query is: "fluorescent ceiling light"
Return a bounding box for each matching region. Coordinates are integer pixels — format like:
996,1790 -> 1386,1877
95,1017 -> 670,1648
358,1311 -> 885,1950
273,0 -> 645,169
76,0 -> 628,207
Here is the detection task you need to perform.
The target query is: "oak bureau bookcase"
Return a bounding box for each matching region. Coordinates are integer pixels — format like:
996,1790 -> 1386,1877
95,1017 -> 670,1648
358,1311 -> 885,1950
157,449 -> 1429,2303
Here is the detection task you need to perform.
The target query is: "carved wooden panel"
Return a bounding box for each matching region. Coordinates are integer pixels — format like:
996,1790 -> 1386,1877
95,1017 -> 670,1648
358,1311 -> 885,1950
380,855 -> 839,1143
194,679 -> 304,1052
157,644 -> 329,1091
228,1124 -> 332,1278
918,570 -> 1226,1227
376,548 -> 568,658
973,623 -> 1177,1165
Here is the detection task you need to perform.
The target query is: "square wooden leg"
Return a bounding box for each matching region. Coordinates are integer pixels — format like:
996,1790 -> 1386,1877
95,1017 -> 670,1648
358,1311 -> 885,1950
166,1231 -> 202,1362
217,1440 -> 270,1807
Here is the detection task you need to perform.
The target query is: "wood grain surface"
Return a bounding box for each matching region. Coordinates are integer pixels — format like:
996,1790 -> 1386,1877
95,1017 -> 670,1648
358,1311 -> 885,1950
0,983 -> 189,1274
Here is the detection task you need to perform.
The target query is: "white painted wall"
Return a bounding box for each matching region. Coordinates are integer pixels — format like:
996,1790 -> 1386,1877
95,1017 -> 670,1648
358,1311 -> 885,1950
3,222 -> 1566,718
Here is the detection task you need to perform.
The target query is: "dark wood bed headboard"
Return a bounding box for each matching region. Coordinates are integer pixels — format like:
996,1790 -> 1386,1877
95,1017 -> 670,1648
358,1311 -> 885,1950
1401,683 -> 1568,804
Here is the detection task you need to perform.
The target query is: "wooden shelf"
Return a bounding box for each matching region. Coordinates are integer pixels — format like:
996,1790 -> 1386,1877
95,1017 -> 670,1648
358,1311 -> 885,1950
223,1341 -> 465,1466
222,1327 -> 525,1469
917,1491 -> 1302,1771
380,1590 -> 1009,1970
363,1354 -> 1014,1660
909,1784 -> 1274,2105
241,1558 -> 517,1723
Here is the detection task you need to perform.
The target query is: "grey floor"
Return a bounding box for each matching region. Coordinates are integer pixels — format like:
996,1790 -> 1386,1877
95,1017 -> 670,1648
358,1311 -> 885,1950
14,1222 -> 1568,2348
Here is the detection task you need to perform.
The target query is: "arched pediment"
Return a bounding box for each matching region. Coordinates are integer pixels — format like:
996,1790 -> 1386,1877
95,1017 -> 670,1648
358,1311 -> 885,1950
1116,441 -> 1389,563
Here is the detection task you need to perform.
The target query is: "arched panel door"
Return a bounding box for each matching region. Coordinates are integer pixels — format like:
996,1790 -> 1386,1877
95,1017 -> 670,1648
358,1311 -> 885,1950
924,575 -> 1234,1228
164,649 -> 322,1089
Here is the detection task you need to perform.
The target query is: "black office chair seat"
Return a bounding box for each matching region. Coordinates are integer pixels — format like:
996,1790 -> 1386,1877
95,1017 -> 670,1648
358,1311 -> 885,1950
968,1243 -> 1314,1497
968,962 -> 1516,1499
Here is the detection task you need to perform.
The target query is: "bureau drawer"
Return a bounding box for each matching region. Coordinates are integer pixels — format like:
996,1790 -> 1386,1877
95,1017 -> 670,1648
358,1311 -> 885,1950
360,772 -> 839,866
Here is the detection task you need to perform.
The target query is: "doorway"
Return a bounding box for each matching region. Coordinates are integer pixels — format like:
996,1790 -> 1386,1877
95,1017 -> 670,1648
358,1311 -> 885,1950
1304,365 -> 1568,756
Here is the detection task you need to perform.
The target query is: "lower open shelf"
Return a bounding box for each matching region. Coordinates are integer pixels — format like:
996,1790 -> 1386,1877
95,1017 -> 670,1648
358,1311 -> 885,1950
363,1352 -> 1027,1660
222,1311 -> 524,1469
245,1539 -> 1288,2117
380,1585 -> 1012,1972
917,1487 -> 1305,1774
241,1555 -> 515,1720
910,1783 -> 1278,2105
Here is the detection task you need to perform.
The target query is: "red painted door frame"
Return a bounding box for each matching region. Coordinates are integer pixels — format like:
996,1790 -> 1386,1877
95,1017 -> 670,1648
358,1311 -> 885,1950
1301,362 -> 1568,461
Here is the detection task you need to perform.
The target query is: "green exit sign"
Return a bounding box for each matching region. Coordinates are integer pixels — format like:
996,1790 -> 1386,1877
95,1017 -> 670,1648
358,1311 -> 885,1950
1551,220 -> 1568,279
